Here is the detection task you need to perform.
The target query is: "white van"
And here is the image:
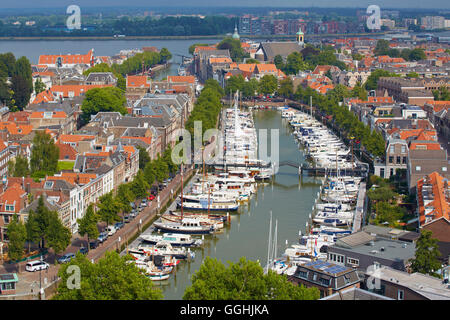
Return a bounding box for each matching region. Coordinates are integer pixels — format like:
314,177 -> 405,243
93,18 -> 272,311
26,260 -> 49,272
106,225 -> 117,236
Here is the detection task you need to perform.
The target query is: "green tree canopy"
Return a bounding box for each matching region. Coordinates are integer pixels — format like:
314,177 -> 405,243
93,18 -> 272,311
278,77 -> 293,98
98,192 -> 122,225
217,37 -> 248,62
183,257 -> 319,300
30,131 -> 59,176
77,204 -> 99,247
6,216 -> 26,262
81,86 -> 127,124
258,75 -> 278,96
410,230 -> 442,278
53,251 -> 164,300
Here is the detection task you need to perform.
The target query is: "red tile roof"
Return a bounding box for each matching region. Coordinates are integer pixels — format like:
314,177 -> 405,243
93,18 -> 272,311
417,172 -> 450,226
38,49 -> 94,66
167,76 -> 195,84
126,75 -> 151,88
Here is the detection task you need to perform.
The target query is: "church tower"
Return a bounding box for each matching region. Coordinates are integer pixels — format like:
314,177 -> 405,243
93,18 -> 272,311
296,27 -> 304,46
232,24 -> 240,40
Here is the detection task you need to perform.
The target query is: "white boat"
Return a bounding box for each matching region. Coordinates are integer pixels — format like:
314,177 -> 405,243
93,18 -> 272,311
140,233 -> 203,247
153,217 -> 216,235
137,241 -> 195,260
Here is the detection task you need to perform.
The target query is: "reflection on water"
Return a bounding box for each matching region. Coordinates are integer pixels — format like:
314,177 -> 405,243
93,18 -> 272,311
160,109 -> 322,300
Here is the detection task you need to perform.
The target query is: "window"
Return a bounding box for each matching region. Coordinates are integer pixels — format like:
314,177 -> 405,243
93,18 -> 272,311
347,258 -> 359,266
313,273 -> 318,281
4,215 -> 10,224
416,166 -> 421,171
298,271 -> 308,279
390,146 -> 394,153
1,282 -> 15,290
320,278 -> 330,286
389,156 -> 393,164
443,167 -> 448,172
402,157 -> 407,164
396,156 -> 401,164
397,289 -> 404,300
401,146 -> 406,153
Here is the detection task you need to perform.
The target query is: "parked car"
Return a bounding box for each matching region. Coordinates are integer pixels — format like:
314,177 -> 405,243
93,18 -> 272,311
78,247 -> 88,255
115,222 -> 124,230
57,253 -> 76,264
26,260 -> 49,272
98,232 -> 108,243
105,225 -> 116,236
158,184 -> 164,191
123,215 -> 131,223
130,210 -> 138,218
140,199 -> 148,207
148,194 -> 155,201
89,240 -> 99,249
130,202 -> 136,209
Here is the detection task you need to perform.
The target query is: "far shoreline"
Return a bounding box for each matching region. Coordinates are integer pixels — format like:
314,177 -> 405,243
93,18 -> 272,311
0,32 -> 389,41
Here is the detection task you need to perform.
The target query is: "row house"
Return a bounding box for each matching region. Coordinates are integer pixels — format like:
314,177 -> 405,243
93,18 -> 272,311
416,171 -> 450,263
407,141 -> 449,193
0,183 -> 28,242
28,111 -> 74,135
332,70 -> 371,88
85,72 -> 117,86
38,49 -> 94,69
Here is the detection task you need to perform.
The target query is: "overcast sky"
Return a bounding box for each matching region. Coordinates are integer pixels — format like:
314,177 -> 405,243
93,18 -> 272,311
1,0 -> 449,10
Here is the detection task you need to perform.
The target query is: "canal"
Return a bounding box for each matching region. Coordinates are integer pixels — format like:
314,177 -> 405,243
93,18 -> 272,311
159,109 -> 322,300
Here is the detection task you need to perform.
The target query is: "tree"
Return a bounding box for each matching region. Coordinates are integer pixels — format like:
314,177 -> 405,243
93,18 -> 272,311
46,210 -> 71,257
273,55 -> 285,71
183,257 -> 319,300
374,39 -> 391,56
351,82 -> 368,100
408,48 -> 426,61
137,146 -> 150,170
98,192 -> 121,225
130,170 -> 150,199
278,77 -> 293,98
258,75 -> 278,96
30,131 -> 59,176
116,183 -> 134,214
34,78 -> 46,95
409,230 -> 442,278
241,78 -> 259,98
11,74 -> 31,110
81,87 -> 127,124
6,216 -> 26,262
143,161 -> 156,187
364,69 -> 398,91
217,37 -> 247,62
77,204 -> 99,248
11,56 -> 33,109
284,52 -> 309,75
25,209 -> 41,252
53,251 -> 164,300
225,74 -> 245,95
8,155 -> 30,177
159,47 -> 172,64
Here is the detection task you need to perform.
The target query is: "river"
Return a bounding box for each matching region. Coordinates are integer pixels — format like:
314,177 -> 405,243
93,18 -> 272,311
2,39 -> 322,299
158,110 -> 322,300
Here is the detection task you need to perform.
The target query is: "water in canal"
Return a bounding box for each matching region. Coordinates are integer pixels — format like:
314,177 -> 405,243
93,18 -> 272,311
160,109 -> 322,300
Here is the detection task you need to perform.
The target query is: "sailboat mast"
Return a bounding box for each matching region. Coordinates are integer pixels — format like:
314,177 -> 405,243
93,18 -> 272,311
266,211 -> 272,272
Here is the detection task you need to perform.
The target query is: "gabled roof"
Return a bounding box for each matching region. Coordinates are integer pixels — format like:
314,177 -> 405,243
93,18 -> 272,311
167,76 -> 195,84
126,75 -> 151,88
38,49 -> 94,66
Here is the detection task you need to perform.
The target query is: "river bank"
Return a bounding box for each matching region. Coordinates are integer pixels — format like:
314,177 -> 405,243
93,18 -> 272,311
0,31 -> 388,42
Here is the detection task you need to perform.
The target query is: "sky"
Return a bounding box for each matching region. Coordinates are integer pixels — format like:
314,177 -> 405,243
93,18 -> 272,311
0,0 -> 449,10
